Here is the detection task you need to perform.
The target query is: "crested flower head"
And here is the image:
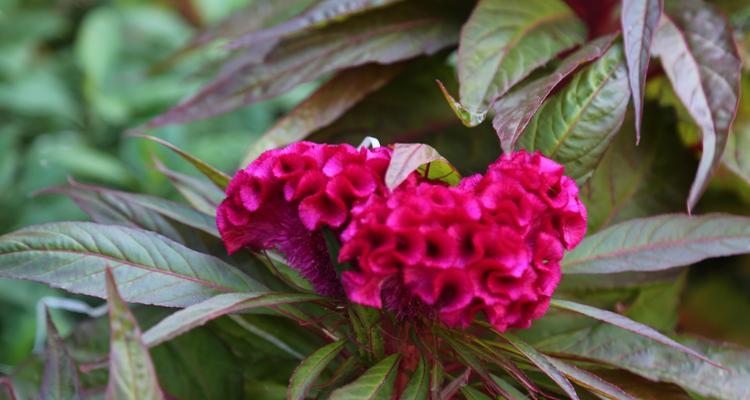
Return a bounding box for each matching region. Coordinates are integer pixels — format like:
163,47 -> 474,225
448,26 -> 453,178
339,150 -> 586,331
216,141 -> 395,297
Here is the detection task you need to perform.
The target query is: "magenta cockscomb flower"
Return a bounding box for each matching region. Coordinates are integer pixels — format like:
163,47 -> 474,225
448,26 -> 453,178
216,141 -> 395,297
339,150 -> 587,331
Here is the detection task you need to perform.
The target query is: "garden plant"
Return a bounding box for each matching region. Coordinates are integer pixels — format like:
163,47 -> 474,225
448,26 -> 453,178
2,0 -> 750,399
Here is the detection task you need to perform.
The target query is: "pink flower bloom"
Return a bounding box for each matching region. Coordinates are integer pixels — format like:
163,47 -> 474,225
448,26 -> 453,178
339,150 -> 587,331
217,142 -> 395,298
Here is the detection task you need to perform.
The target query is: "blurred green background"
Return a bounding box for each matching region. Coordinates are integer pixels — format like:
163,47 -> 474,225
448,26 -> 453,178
2,0 -> 750,378
0,0 -> 316,371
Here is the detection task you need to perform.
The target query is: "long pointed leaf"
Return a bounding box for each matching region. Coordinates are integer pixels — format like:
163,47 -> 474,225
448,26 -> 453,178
105,269 -> 164,400
493,34 -> 616,153
153,158 -> 223,215
0,222 -> 261,307
400,356 -> 428,400
39,312 -> 82,400
454,0 -> 586,126
562,213 -> 750,274
145,1 -> 460,127
652,0 -> 741,211
501,334 -> 579,400
43,180 -> 218,241
621,0 -> 663,141
517,41 -> 630,181
546,357 -> 636,400
550,299 -> 719,367
228,0 -> 405,50
288,340 -> 347,400
329,354 -> 400,400
142,292 -> 318,348
130,135 -> 230,190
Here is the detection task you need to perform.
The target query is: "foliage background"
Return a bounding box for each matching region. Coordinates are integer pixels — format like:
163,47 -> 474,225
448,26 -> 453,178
0,0 -> 315,371
1,0 -> 750,398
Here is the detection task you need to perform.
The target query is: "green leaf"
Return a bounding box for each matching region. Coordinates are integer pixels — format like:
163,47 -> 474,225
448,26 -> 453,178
288,340 -> 346,400
546,358 -> 636,400
153,158 -> 223,216
538,328 -> 750,399
400,357 -> 428,400
621,0 -> 663,141
75,7 -> 121,86
39,312 -> 82,400
385,143 -> 460,190
42,179 -> 219,242
104,269 -> 165,400
329,354 -> 400,400
493,34 -> 617,153
562,213 -> 750,274
130,135 -> 230,190
460,385 -> 492,400
490,375 -> 529,399
722,75 -> 750,187
241,63 -> 403,166
652,0 -> 741,211
142,292 -> 319,348
549,300 -> 718,366
517,41 -> 630,181
580,114 -> 694,233
0,222 -> 262,307
501,333 -> 579,400
455,0 -> 586,125
146,1 -> 461,127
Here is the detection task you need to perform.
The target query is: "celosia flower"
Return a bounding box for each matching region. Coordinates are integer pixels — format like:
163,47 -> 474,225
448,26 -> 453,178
339,150 -> 587,331
216,141 -> 395,298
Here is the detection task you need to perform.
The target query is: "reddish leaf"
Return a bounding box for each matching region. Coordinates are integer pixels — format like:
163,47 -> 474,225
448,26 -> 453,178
562,213 -> 750,275
40,312 -> 83,400
546,358 -> 637,400
652,0 -> 741,211
621,0 -> 663,142
550,299 -> 721,367
105,269 -> 165,400
227,0 -> 405,50
144,2 -> 461,127
501,334 -> 579,400
493,34 -> 617,153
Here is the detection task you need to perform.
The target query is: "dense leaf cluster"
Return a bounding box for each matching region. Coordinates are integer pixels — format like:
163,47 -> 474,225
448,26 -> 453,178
2,0 -> 750,399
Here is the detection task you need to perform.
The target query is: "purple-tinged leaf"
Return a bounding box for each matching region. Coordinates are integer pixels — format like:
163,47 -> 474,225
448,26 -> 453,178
563,213 -> 750,274
41,179 -> 219,242
329,354 -> 400,400
493,34 -> 617,153
538,327 -> 750,399
400,357 -> 428,400
550,299 -> 720,367
129,135 -> 230,190
153,158 -> 223,216
241,63 -> 403,166
104,269 -> 165,400
142,292 -> 319,348
227,0 -> 405,50
439,368 -> 470,400
652,0 -> 742,212
0,222 -> 262,307
288,340 -> 347,400
144,2 -> 461,128
39,312 -> 82,400
454,0 -> 586,126
621,0 -> 663,142
385,143 -> 460,190
516,41 -> 630,181
501,334 -> 579,400
547,357 -> 636,400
